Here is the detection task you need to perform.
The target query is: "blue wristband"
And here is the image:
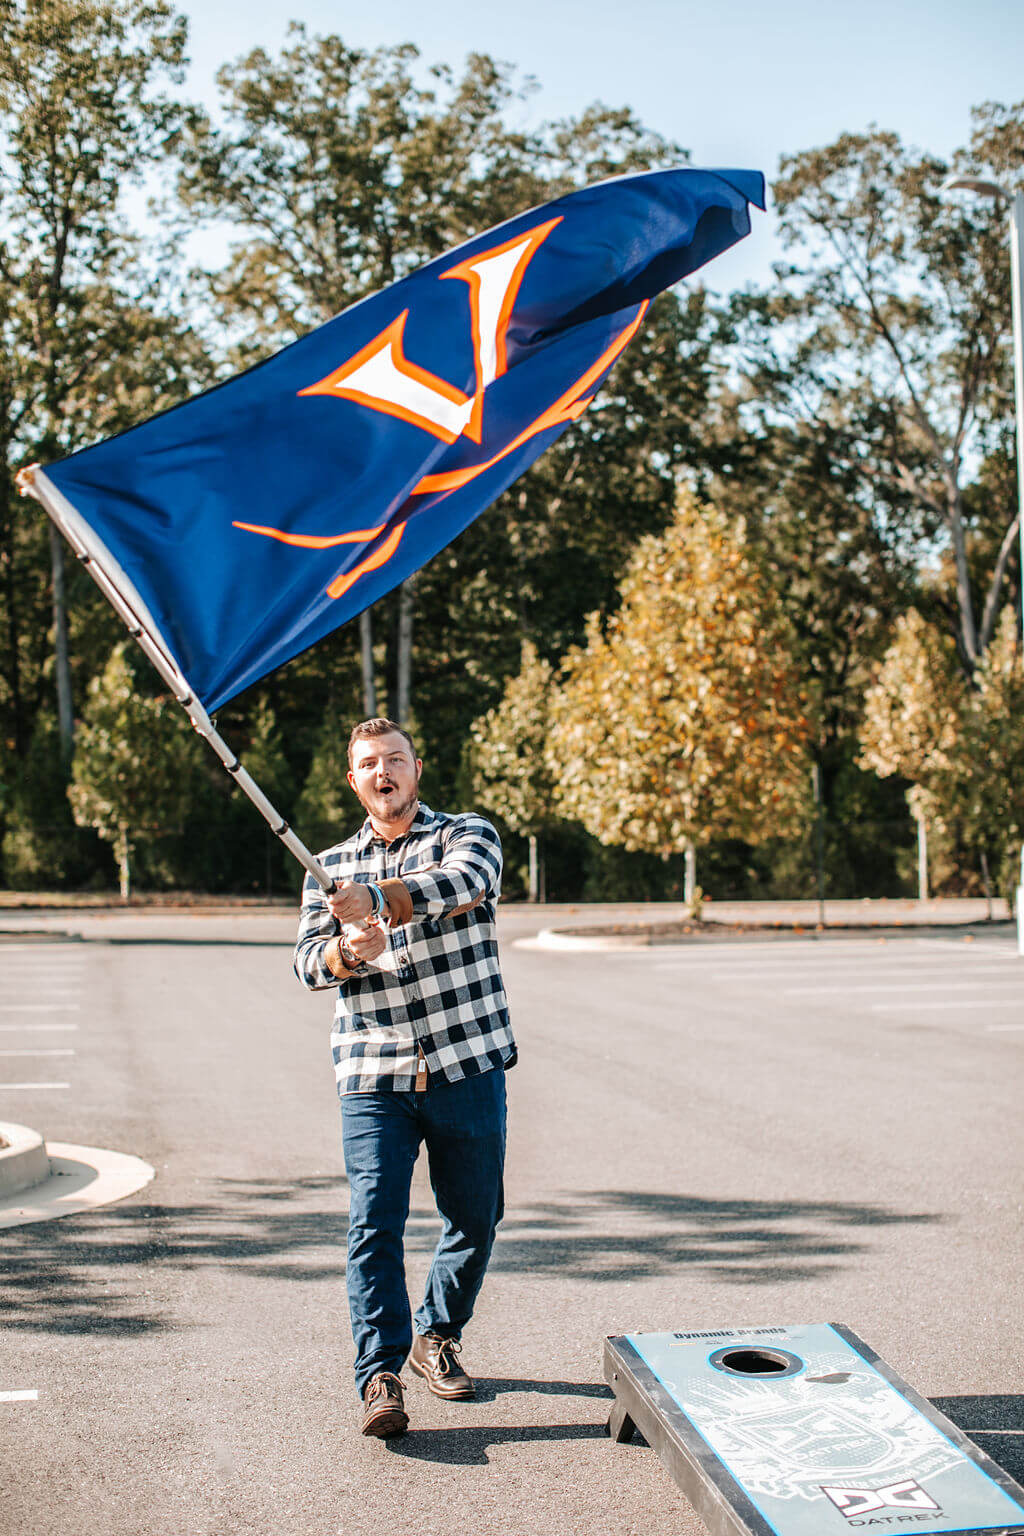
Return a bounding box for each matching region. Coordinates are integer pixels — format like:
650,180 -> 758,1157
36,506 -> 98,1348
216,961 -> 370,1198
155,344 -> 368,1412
366,881 -> 385,920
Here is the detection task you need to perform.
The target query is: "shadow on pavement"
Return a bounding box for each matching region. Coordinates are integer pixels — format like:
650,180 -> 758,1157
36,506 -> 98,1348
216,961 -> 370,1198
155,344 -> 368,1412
0,1183 -> 940,1338
471,1377 -> 613,1403
489,1190 -> 942,1284
932,1395 -> 1024,1482
386,1420 -> 609,1465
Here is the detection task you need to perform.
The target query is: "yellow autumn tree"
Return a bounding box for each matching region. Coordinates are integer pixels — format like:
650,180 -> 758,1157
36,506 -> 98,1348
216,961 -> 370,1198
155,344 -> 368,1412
949,608 -> 1024,899
858,610 -> 965,785
858,609 -> 966,894
547,492 -> 811,888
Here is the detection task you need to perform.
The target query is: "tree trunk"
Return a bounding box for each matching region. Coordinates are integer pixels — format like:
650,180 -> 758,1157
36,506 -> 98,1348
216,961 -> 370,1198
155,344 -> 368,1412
979,850 -> 993,922
395,577 -> 414,724
811,761 -> 826,924
946,483 -> 979,668
913,808 -> 929,903
528,834 -> 539,903
50,521 -> 73,765
359,608 -> 376,717
683,839 -> 697,907
116,823 -> 131,902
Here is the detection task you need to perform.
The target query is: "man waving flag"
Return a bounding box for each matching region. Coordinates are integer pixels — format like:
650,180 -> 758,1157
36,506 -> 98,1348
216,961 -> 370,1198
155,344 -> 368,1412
20,165 -> 764,885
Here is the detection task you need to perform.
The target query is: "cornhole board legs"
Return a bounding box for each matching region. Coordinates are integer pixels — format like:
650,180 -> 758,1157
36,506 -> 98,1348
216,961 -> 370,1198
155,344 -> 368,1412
604,1325 -> 1024,1536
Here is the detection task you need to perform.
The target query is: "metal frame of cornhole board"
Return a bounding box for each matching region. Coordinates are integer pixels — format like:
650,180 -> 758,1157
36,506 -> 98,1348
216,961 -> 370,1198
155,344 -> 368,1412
604,1325 -> 1024,1536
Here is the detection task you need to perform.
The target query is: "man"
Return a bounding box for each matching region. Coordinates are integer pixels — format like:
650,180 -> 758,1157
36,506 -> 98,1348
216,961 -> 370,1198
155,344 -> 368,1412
293,717 -> 515,1438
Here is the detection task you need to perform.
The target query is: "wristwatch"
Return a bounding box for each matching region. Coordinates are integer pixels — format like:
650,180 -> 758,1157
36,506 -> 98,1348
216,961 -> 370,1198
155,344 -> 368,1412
338,940 -> 367,975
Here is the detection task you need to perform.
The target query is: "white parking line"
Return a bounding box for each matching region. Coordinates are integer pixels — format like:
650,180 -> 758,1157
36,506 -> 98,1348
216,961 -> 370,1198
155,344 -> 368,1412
1,990 -> 80,997
0,1024 -> 78,1032
0,1004 -> 80,1012
649,965 -> 1018,981
0,1082 -> 70,1090
986,1024 -> 1024,1032
0,1049 -> 75,1057
786,981 -> 1024,996
0,1390 -> 38,1403
871,1000 -> 1024,1013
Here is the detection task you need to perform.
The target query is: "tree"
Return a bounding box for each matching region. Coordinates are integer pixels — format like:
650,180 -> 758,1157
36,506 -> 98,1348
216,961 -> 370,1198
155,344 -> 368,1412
466,641 -> 557,900
68,643 -> 201,897
730,104 -> 1024,677
858,609 -> 967,895
548,492 -> 811,902
954,607 -> 1024,899
0,0 -> 204,769
294,714 -> 353,858
862,607 -> 1024,901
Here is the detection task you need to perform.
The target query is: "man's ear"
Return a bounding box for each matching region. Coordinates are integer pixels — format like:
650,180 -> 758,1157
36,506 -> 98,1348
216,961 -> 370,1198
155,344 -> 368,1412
415,759 -> 423,783
346,769 -> 357,794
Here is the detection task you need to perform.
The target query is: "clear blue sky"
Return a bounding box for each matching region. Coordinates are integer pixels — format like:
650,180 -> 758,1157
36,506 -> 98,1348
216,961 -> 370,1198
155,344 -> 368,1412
179,0 -> 1024,291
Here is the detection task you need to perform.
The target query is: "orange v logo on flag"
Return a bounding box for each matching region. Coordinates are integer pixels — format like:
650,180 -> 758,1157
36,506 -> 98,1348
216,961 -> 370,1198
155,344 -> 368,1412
234,215 -> 646,599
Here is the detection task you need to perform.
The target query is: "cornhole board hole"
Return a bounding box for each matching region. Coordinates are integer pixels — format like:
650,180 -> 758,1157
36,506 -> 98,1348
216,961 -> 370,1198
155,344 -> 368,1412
604,1325 -> 1024,1536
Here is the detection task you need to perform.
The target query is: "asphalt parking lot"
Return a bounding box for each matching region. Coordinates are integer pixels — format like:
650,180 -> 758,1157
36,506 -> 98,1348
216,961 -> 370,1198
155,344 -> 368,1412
0,907 -> 1021,1535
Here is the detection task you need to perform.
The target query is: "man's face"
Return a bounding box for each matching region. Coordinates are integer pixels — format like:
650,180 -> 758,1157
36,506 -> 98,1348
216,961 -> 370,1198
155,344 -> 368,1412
347,732 -> 422,823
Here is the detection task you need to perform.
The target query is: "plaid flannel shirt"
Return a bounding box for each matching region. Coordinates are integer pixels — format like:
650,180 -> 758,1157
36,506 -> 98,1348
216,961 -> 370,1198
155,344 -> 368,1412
294,803 -> 516,1095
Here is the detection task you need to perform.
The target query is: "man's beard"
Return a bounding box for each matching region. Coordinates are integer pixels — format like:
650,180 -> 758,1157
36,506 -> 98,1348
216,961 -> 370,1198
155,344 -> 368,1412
359,785 -> 418,822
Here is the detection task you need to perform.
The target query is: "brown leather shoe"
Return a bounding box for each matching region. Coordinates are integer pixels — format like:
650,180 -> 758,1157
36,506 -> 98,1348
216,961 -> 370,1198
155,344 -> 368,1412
409,1332 -> 475,1399
361,1371 -> 408,1437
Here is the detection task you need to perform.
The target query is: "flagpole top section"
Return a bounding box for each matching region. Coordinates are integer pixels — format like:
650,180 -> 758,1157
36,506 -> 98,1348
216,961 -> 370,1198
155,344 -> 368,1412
15,463 -> 41,497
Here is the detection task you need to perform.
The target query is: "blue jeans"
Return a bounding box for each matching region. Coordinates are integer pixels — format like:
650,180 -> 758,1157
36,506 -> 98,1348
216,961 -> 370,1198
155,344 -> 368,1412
340,1068 -> 507,1397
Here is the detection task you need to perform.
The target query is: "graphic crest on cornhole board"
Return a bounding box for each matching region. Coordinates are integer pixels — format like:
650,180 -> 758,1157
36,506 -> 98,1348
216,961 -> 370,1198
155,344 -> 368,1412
821,1479 -> 942,1519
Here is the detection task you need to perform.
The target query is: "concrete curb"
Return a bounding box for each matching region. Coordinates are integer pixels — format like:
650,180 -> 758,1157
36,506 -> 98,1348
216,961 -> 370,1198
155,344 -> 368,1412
0,1130 -> 154,1230
521,919 -> 1018,952
521,928 -> 653,951
0,1122 -> 50,1198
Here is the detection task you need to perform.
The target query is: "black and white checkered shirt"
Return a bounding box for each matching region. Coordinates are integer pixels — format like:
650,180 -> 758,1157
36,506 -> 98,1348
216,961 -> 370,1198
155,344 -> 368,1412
294,803 -> 516,1095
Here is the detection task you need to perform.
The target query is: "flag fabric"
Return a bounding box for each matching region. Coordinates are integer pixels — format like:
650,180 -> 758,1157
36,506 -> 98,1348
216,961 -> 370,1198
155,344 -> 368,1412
42,166 -> 765,710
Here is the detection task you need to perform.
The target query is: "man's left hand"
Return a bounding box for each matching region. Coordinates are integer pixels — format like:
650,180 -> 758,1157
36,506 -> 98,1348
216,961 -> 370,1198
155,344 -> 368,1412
328,880 -> 373,924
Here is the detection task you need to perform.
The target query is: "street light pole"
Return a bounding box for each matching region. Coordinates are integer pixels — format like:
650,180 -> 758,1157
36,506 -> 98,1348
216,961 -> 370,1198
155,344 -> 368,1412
941,177 -> 1024,948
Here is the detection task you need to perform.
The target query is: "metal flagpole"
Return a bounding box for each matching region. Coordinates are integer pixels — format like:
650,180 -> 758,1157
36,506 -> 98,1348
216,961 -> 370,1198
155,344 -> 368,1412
17,464 -> 336,895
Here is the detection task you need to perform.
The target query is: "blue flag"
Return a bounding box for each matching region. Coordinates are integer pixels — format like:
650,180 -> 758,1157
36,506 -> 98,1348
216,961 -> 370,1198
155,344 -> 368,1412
42,166 -> 764,710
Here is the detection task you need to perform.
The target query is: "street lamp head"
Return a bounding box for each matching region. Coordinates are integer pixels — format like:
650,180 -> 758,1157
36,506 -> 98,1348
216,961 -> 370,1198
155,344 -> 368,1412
940,175 -> 1011,201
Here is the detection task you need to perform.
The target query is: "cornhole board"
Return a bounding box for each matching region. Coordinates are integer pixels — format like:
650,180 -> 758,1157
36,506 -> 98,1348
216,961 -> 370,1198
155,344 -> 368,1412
604,1325 -> 1024,1536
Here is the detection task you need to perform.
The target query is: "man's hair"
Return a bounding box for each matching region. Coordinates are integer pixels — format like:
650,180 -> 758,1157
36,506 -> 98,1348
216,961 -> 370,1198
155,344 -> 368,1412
347,717 -> 418,768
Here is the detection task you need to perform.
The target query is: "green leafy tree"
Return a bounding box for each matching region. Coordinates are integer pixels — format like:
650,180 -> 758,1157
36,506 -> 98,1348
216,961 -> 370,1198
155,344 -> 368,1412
548,492 -> 811,900
294,714 -> 354,857
68,643 -> 202,897
466,640 -> 557,900
729,104 -> 1024,676
0,0 -> 206,775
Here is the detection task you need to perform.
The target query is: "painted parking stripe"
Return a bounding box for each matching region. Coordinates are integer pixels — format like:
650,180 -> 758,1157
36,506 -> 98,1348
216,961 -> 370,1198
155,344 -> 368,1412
871,999 -> 1024,1012
0,1391 -> 38,1403
0,1049 -> 75,1057
787,981 -> 1024,995
1,990 -> 81,997
0,1004 -> 81,1012
0,1024 -> 78,1032
0,1082 -> 71,1090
